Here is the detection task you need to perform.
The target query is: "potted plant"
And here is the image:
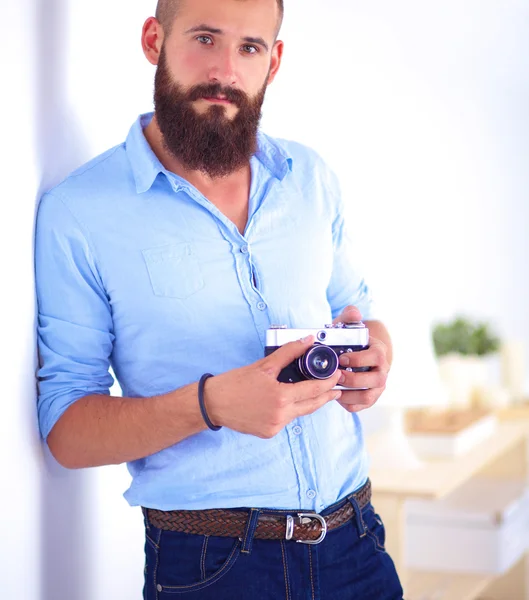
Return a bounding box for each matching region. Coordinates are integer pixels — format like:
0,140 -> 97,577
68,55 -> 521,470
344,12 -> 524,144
432,317 -> 500,408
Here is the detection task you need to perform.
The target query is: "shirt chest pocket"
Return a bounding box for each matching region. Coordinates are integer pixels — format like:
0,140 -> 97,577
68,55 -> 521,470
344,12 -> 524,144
142,243 -> 205,299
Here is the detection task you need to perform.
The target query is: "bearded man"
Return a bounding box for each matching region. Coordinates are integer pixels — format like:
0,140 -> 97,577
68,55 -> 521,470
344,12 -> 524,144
35,0 -> 403,597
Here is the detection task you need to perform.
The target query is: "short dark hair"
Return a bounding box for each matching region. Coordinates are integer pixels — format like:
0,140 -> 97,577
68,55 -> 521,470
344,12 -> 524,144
155,0 -> 284,37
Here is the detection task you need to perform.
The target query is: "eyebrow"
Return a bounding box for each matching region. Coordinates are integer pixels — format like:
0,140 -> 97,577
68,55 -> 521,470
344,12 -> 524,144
184,24 -> 269,52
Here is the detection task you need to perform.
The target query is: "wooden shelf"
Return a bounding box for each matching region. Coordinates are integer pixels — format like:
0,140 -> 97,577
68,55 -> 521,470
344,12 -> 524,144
367,422 -> 528,500
406,550 -> 529,600
367,412 -> 529,599
406,569 -> 494,600
498,404 -> 529,421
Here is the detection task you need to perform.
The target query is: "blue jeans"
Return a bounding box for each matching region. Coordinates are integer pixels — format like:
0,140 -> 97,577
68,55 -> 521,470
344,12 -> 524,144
143,495 -> 404,599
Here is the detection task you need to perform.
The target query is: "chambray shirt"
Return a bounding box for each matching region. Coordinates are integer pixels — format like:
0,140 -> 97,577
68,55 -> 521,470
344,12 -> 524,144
36,112 -> 376,511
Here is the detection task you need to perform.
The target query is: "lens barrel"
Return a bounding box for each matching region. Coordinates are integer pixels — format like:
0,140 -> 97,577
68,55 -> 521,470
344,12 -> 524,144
298,344 -> 339,380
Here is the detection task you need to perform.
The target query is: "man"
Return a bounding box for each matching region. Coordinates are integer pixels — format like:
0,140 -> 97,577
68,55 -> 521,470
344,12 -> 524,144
36,0 -> 404,597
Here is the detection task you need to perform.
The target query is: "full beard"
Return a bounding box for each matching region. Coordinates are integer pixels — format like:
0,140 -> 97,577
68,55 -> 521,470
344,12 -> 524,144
153,48 -> 267,178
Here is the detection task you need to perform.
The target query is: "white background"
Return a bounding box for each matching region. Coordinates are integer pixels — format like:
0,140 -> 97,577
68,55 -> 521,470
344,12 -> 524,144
1,0 -> 528,598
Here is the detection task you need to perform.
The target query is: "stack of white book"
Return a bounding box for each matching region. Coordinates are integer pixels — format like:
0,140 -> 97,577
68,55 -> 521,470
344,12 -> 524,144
405,477 -> 529,574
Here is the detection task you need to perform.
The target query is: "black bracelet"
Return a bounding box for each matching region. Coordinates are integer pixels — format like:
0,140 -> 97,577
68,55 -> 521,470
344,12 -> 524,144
198,373 -> 222,431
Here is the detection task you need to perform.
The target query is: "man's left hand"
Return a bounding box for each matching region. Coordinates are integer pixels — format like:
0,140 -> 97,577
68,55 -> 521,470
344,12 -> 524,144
332,305 -> 390,413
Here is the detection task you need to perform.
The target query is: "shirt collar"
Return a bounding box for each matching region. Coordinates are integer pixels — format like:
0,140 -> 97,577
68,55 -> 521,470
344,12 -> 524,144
254,130 -> 293,181
125,112 -> 165,194
126,112 -> 293,195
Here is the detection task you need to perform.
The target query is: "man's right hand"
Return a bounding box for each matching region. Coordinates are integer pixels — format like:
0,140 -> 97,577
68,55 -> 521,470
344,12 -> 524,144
204,336 -> 344,438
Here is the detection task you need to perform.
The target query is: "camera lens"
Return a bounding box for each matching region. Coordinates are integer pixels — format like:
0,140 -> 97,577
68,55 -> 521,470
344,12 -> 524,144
298,345 -> 339,380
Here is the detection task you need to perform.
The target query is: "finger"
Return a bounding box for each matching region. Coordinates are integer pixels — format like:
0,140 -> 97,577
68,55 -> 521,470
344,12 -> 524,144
332,305 -> 362,325
262,336 -> 316,375
338,389 -> 381,408
338,368 -> 387,391
289,370 -> 344,401
293,389 -> 343,418
339,341 -> 386,369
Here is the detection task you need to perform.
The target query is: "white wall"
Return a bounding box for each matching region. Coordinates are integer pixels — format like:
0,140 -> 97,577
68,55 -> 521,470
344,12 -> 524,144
1,2 -> 42,597
1,1 -> 148,598
265,0 -> 529,405
1,0 -> 528,598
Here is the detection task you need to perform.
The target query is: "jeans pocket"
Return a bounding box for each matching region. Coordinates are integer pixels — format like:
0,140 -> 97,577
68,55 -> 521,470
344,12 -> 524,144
153,531 -> 241,595
364,507 -> 387,553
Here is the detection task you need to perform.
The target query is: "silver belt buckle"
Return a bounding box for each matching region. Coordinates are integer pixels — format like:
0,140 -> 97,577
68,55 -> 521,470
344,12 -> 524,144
285,513 -> 328,545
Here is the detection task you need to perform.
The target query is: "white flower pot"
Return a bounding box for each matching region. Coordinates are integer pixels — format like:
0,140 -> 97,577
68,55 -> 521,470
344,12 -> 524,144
437,353 -> 494,409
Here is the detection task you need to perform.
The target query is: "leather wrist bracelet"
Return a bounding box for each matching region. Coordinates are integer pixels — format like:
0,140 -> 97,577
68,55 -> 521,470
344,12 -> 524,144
198,373 -> 222,431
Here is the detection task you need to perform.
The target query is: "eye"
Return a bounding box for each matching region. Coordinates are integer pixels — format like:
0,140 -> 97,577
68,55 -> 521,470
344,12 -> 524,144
241,44 -> 259,55
196,35 -> 213,45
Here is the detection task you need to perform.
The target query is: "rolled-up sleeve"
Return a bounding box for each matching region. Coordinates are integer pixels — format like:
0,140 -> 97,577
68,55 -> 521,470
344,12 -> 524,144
35,192 -> 115,441
325,169 -> 378,322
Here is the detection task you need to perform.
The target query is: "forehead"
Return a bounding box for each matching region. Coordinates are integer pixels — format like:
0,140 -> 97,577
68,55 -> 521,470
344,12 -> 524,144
172,0 -> 280,40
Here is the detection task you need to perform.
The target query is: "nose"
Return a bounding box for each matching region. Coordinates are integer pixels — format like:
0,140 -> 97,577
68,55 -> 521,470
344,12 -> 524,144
207,47 -> 237,87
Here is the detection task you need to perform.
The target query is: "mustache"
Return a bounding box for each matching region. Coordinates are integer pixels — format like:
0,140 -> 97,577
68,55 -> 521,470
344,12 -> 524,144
185,83 -> 248,107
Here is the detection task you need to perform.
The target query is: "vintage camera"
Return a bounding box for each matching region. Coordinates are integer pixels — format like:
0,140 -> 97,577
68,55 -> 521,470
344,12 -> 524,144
265,322 -> 371,390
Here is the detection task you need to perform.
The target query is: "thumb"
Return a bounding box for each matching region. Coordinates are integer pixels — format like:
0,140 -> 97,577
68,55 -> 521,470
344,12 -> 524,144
333,305 -> 362,325
264,336 -> 316,375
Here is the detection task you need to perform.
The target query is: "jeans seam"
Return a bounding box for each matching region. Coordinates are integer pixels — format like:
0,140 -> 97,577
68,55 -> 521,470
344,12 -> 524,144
308,546 -> 315,600
200,535 -> 209,581
153,528 -> 162,600
280,540 -> 291,600
146,533 -> 160,550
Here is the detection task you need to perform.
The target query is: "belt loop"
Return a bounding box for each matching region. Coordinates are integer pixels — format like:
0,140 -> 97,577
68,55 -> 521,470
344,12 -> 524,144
142,507 -> 151,532
241,508 -> 261,554
347,495 -> 367,538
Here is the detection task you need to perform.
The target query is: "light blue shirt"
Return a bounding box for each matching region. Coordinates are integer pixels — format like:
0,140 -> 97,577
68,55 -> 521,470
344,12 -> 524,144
36,112 -> 376,511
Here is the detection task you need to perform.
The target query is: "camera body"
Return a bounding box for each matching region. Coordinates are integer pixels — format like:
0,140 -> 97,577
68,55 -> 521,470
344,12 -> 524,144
265,321 -> 370,390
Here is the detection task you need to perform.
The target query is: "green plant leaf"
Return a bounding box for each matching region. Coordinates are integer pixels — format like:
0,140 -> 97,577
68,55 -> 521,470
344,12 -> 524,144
432,316 -> 500,357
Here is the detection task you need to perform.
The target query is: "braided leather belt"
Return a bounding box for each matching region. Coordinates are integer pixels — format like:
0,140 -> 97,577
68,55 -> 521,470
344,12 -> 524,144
144,479 -> 371,545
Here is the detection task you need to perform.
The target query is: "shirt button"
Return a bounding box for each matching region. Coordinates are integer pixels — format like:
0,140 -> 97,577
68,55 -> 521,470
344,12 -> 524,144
257,302 -> 267,311
293,426 -> 302,435
240,245 -> 249,254
306,490 -> 317,500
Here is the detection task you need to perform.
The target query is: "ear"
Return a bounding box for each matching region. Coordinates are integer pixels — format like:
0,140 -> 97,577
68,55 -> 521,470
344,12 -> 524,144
142,17 -> 165,66
267,40 -> 284,85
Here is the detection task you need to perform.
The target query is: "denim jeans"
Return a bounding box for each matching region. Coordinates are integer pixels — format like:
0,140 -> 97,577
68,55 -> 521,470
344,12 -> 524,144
143,494 -> 404,599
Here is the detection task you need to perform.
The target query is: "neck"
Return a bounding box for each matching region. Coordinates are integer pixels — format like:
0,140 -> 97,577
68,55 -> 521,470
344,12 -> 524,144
143,114 -> 251,192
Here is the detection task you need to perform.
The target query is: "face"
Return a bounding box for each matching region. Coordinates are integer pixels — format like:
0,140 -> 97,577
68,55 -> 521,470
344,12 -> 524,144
142,0 -> 283,177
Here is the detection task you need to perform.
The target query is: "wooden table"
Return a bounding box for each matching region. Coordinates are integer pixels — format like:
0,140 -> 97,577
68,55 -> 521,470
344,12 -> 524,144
366,420 -> 529,599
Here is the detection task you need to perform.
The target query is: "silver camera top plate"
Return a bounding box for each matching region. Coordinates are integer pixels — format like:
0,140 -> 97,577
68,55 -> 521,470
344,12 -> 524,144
266,322 -> 369,348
